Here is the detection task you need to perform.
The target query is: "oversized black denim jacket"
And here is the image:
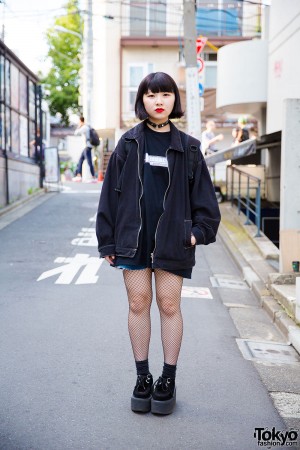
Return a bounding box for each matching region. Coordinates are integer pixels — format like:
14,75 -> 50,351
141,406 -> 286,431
96,120 -> 221,271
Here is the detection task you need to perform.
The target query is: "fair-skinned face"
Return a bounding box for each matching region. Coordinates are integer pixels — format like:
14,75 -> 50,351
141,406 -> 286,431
143,90 -> 175,125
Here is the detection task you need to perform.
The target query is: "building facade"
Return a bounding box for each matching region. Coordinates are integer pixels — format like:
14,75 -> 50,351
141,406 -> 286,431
90,0 -> 260,141
216,0 -> 300,272
0,40 -> 47,207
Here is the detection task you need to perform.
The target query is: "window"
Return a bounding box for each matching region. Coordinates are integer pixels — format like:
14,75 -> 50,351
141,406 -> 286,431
29,81 -> 36,120
5,60 -> 10,105
0,49 -> 41,157
11,65 -> 19,110
149,1 -> 166,37
0,55 -> 4,103
130,0 -> 146,36
129,0 -> 166,37
130,66 -> 144,88
0,105 -> 4,150
19,72 -> 28,115
29,120 -> 36,158
5,106 -> 11,150
11,110 -> 19,153
20,115 -> 28,156
196,0 -> 242,37
127,63 -> 154,115
204,53 -> 217,62
204,64 -> 217,88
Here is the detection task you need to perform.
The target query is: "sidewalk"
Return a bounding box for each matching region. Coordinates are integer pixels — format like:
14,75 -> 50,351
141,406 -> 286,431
219,202 -> 300,355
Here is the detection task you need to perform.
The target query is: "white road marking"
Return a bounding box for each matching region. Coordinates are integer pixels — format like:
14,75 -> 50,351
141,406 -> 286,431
181,286 -> 213,299
71,227 -> 97,247
37,253 -> 104,284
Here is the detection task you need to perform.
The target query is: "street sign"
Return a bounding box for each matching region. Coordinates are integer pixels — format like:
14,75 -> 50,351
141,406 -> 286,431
196,36 -> 207,54
197,56 -> 204,73
198,82 -> 204,97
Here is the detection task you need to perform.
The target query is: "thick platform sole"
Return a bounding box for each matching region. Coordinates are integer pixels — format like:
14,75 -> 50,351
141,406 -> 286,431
151,388 -> 176,415
131,395 -> 151,413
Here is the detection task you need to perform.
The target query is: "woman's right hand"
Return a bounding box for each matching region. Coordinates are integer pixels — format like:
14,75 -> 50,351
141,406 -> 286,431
105,255 -> 115,265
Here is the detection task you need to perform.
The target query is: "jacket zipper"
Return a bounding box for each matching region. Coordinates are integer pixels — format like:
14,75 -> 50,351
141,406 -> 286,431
136,139 -> 143,249
151,148 -> 171,265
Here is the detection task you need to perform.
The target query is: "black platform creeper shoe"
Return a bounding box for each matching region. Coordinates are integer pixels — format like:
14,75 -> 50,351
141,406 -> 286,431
151,376 -> 176,415
131,373 -> 153,412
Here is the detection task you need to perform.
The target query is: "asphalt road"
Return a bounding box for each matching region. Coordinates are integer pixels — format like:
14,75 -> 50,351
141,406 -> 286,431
0,182 -> 288,450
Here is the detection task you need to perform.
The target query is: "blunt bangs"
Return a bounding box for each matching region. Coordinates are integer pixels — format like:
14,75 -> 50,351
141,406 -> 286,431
135,72 -> 184,120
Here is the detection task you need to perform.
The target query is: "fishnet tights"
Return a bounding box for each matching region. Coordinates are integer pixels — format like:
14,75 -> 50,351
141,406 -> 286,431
123,268 -> 183,365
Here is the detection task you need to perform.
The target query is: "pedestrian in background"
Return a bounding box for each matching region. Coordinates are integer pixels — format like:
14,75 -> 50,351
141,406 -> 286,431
72,116 -> 96,182
96,72 -> 220,415
237,117 -> 249,143
231,127 -> 241,146
201,120 -> 224,155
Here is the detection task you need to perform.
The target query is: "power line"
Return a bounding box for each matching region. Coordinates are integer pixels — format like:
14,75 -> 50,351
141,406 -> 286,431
1,2 -> 264,35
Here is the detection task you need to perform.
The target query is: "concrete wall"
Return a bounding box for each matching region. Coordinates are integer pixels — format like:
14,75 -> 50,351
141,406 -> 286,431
267,0 -> 300,133
279,99 -> 300,272
0,156 -> 40,208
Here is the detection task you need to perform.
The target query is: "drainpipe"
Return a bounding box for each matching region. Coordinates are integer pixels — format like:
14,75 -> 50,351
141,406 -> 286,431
3,47 -> 9,205
3,145 -> 9,205
38,85 -> 44,188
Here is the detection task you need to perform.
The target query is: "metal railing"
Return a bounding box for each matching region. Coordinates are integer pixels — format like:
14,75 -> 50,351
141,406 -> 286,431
227,166 -> 262,237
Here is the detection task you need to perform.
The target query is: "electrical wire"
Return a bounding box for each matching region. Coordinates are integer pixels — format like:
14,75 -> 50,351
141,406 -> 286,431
1,1 -> 264,34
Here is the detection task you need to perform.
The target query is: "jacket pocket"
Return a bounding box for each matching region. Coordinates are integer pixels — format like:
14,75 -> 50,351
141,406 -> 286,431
184,219 -> 193,248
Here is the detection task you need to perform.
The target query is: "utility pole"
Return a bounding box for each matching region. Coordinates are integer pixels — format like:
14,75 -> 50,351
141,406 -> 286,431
184,0 -> 201,139
38,85 -> 44,189
82,0 -> 93,125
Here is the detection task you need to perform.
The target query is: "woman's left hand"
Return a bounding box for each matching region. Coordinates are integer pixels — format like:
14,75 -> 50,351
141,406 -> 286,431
191,233 -> 197,246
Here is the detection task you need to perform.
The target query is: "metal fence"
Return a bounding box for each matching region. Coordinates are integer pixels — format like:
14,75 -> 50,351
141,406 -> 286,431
227,165 -> 262,237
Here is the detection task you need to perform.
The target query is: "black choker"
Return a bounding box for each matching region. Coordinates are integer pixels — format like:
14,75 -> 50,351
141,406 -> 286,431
147,119 -> 170,129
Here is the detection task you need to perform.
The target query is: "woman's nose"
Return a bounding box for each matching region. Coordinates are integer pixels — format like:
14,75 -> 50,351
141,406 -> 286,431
155,95 -> 163,104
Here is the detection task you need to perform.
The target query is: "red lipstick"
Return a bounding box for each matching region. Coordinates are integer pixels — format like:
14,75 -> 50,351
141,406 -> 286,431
155,108 -> 164,113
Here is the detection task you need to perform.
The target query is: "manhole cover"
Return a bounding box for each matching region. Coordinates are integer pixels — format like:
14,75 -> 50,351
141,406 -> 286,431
210,276 -> 248,290
181,286 -> 213,299
236,339 -> 300,364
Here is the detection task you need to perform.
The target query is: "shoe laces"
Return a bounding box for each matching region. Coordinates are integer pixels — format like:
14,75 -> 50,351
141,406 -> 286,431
135,373 -> 152,390
153,376 -> 171,392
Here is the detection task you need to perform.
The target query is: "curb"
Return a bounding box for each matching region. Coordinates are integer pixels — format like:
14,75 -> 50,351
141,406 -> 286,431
218,214 -> 300,354
0,189 -> 46,218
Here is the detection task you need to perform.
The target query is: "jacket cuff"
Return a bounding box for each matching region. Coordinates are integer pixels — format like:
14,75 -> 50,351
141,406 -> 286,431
191,227 -> 205,245
99,244 -> 116,258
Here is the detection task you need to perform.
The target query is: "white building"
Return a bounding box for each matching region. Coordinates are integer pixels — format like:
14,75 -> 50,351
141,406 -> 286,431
216,0 -> 300,272
88,0 -> 260,141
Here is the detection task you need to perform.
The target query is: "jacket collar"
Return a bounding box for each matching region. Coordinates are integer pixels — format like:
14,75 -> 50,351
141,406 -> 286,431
125,120 -> 184,152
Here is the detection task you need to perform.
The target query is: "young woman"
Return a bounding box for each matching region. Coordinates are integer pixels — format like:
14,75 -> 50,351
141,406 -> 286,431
96,72 -> 220,415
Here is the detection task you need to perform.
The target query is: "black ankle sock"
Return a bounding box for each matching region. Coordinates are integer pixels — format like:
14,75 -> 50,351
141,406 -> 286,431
162,362 -> 177,379
135,359 -> 149,376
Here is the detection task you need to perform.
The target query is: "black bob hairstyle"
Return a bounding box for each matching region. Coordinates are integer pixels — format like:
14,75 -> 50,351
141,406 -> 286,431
135,72 -> 184,120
